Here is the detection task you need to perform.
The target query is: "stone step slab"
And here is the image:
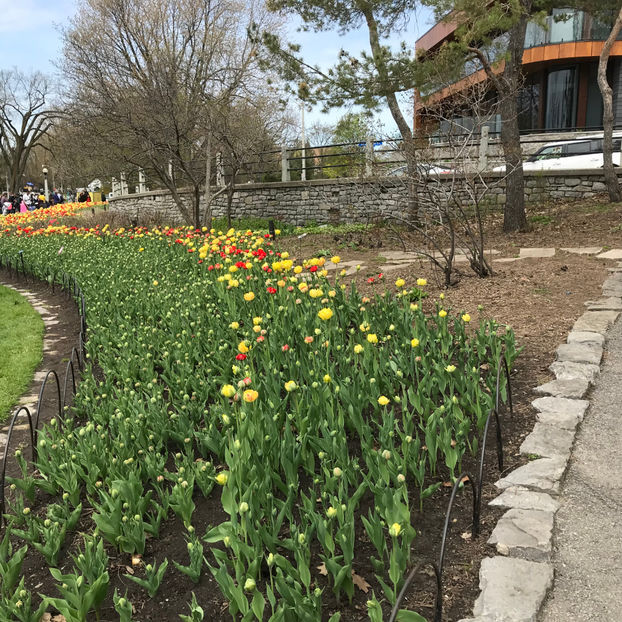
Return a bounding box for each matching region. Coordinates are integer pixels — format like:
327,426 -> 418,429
532,377 -> 589,399
601,274 -> 622,295
566,331 -> 605,346
602,286 -> 622,298
549,360 -> 600,384
532,396 -> 589,421
572,310 -> 620,334
519,247 -> 555,258
535,408 -> 582,431
520,423 -> 575,459
488,508 -> 554,561
495,456 -> 568,494
472,556 -> 553,622
585,297 -> 622,311
556,341 -> 603,365
489,487 -> 560,513
596,249 -> 622,260
560,246 -> 602,255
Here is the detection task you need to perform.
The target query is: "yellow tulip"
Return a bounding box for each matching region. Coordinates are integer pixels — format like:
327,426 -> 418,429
221,384 -> 236,398
243,389 -> 259,403
317,308 -> 333,321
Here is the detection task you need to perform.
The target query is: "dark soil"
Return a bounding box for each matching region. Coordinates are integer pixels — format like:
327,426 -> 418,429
1,196 -> 619,621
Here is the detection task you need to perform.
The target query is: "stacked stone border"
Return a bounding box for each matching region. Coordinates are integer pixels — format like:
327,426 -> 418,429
458,264 -> 622,622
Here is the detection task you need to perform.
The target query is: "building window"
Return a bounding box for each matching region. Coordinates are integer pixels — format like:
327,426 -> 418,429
586,64 -> 604,129
518,76 -> 541,131
545,67 -> 578,129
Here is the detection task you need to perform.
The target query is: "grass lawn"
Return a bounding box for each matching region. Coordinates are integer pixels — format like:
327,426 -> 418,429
0,284 -> 44,423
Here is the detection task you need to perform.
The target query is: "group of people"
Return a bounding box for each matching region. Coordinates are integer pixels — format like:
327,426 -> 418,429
1,188 -> 86,216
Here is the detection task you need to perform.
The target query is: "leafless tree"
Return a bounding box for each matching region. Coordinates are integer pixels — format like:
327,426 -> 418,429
62,0 -> 282,227
212,95 -> 295,225
363,81 -> 505,286
0,70 -> 57,193
597,5 -> 622,203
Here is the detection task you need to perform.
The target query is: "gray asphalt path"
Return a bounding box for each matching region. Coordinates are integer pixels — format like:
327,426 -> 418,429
540,318 -> 622,621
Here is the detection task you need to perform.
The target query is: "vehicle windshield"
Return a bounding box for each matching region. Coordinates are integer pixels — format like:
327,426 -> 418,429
528,145 -> 563,162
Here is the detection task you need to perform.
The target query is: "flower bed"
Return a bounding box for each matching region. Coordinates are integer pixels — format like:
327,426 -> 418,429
0,202 -> 102,230
0,222 -> 518,621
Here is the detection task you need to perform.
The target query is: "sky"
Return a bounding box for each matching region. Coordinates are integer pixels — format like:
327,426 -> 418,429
0,0 -> 435,140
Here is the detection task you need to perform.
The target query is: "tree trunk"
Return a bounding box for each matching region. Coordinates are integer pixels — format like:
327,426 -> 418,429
193,185 -> 201,229
598,6 -> 622,203
202,132 -> 213,229
360,4 -> 417,219
226,167 -> 237,229
501,11 -> 529,232
226,184 -> 234,229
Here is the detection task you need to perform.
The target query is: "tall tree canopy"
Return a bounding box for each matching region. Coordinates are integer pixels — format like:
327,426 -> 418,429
258,0 -> 418,142
62,0 -> 282,226
0,70 -> 56,193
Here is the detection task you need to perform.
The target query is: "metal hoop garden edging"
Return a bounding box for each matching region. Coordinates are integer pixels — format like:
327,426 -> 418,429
62,359 -> 77,413
495,351 -> 514,419
0,406 -> 35,527
391,346 -> 514,621
32,370 -> 62,458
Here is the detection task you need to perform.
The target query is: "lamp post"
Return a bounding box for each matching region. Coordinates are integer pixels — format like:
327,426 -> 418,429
42,166 -> 49,202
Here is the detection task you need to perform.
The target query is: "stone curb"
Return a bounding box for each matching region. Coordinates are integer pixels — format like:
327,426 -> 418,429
0,282 -> 59,453
459,261 -> 622,622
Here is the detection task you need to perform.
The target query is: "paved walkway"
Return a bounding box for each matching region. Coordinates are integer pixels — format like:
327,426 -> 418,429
539,316 -> 622,621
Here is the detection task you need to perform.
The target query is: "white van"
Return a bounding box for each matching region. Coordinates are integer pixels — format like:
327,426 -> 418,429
493,133 -> 622,172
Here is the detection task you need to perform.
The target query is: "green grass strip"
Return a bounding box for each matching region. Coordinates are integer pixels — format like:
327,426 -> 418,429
0,284 -> 44,423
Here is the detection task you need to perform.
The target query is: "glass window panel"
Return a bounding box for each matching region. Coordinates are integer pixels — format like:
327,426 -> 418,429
536,146 -> 563,160
565,141 -> 591,155
550,9 -> 582,43
545,68 -> 578,129
525,21 -> 546,48
518,78 -> 540,131
585,63 -> 603,128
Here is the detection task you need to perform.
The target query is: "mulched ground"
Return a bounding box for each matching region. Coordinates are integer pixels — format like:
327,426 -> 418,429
1,196 -> 619,621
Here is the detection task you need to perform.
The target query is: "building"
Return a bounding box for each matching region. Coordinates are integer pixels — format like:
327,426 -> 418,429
415,8 -> 622,135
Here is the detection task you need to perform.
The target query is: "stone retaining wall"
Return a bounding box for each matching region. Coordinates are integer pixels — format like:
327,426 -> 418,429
108,171 -> 619,225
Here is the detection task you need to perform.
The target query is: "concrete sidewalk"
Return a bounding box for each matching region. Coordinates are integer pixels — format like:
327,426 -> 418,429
539,317 -> 622,621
